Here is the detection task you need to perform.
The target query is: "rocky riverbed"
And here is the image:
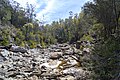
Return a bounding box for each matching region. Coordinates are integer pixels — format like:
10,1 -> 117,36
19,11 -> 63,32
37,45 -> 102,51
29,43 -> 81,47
0,42 -> 91,80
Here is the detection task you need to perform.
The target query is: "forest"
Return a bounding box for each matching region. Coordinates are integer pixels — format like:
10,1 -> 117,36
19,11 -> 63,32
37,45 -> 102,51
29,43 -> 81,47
0,0 -> 120,80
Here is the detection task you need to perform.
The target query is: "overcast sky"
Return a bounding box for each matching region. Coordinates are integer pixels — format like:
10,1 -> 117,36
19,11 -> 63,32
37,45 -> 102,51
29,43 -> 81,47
12,0 -> 91,24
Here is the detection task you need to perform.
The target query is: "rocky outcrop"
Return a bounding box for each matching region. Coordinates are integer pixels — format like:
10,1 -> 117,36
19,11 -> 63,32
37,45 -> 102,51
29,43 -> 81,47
0,43 -> 91,80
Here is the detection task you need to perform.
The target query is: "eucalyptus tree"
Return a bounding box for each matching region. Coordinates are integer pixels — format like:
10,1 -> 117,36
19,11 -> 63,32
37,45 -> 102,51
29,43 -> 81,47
83,0 -> 120,79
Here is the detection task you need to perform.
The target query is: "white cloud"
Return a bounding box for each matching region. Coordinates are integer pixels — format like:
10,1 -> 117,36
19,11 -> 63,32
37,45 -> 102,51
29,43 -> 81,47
36,0 -> 55,21
36,0 -> 69,23
36,0 -> 92,24
11,0 -> 92,24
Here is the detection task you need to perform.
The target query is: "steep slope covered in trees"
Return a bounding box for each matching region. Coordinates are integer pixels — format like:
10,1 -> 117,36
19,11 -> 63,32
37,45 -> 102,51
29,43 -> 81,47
83,0 -> 120,79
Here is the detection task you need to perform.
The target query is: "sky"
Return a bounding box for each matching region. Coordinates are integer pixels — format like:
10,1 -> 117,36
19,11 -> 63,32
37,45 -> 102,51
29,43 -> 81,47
12,0 -> 91,24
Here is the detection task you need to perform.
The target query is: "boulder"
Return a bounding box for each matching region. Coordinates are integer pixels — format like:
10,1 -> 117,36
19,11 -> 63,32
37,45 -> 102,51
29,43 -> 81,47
0,49 -> 9,57
50,52 -> 63,59
64,48 -> 73,55
10,46 -> 28,53
0,55 -> 6,63
0,76 -> 4,80
61,46 -> 70,51
29,75 -> 38,80
63,67 -> 89,79
60,75 -> 75,80
0,49 -> 10,60
40,60 -> 62,69
49,48 -> 61,52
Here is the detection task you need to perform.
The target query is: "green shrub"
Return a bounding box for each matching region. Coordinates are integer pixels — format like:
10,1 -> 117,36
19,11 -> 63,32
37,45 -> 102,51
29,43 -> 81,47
91,38 -> 120,80
27,40 -> 37,48
81,34 -> 93,42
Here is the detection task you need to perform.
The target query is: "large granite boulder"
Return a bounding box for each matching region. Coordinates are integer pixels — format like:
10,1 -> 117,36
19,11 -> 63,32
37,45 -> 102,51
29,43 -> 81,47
49,52 -> 63,59
10,46 -> 28,53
